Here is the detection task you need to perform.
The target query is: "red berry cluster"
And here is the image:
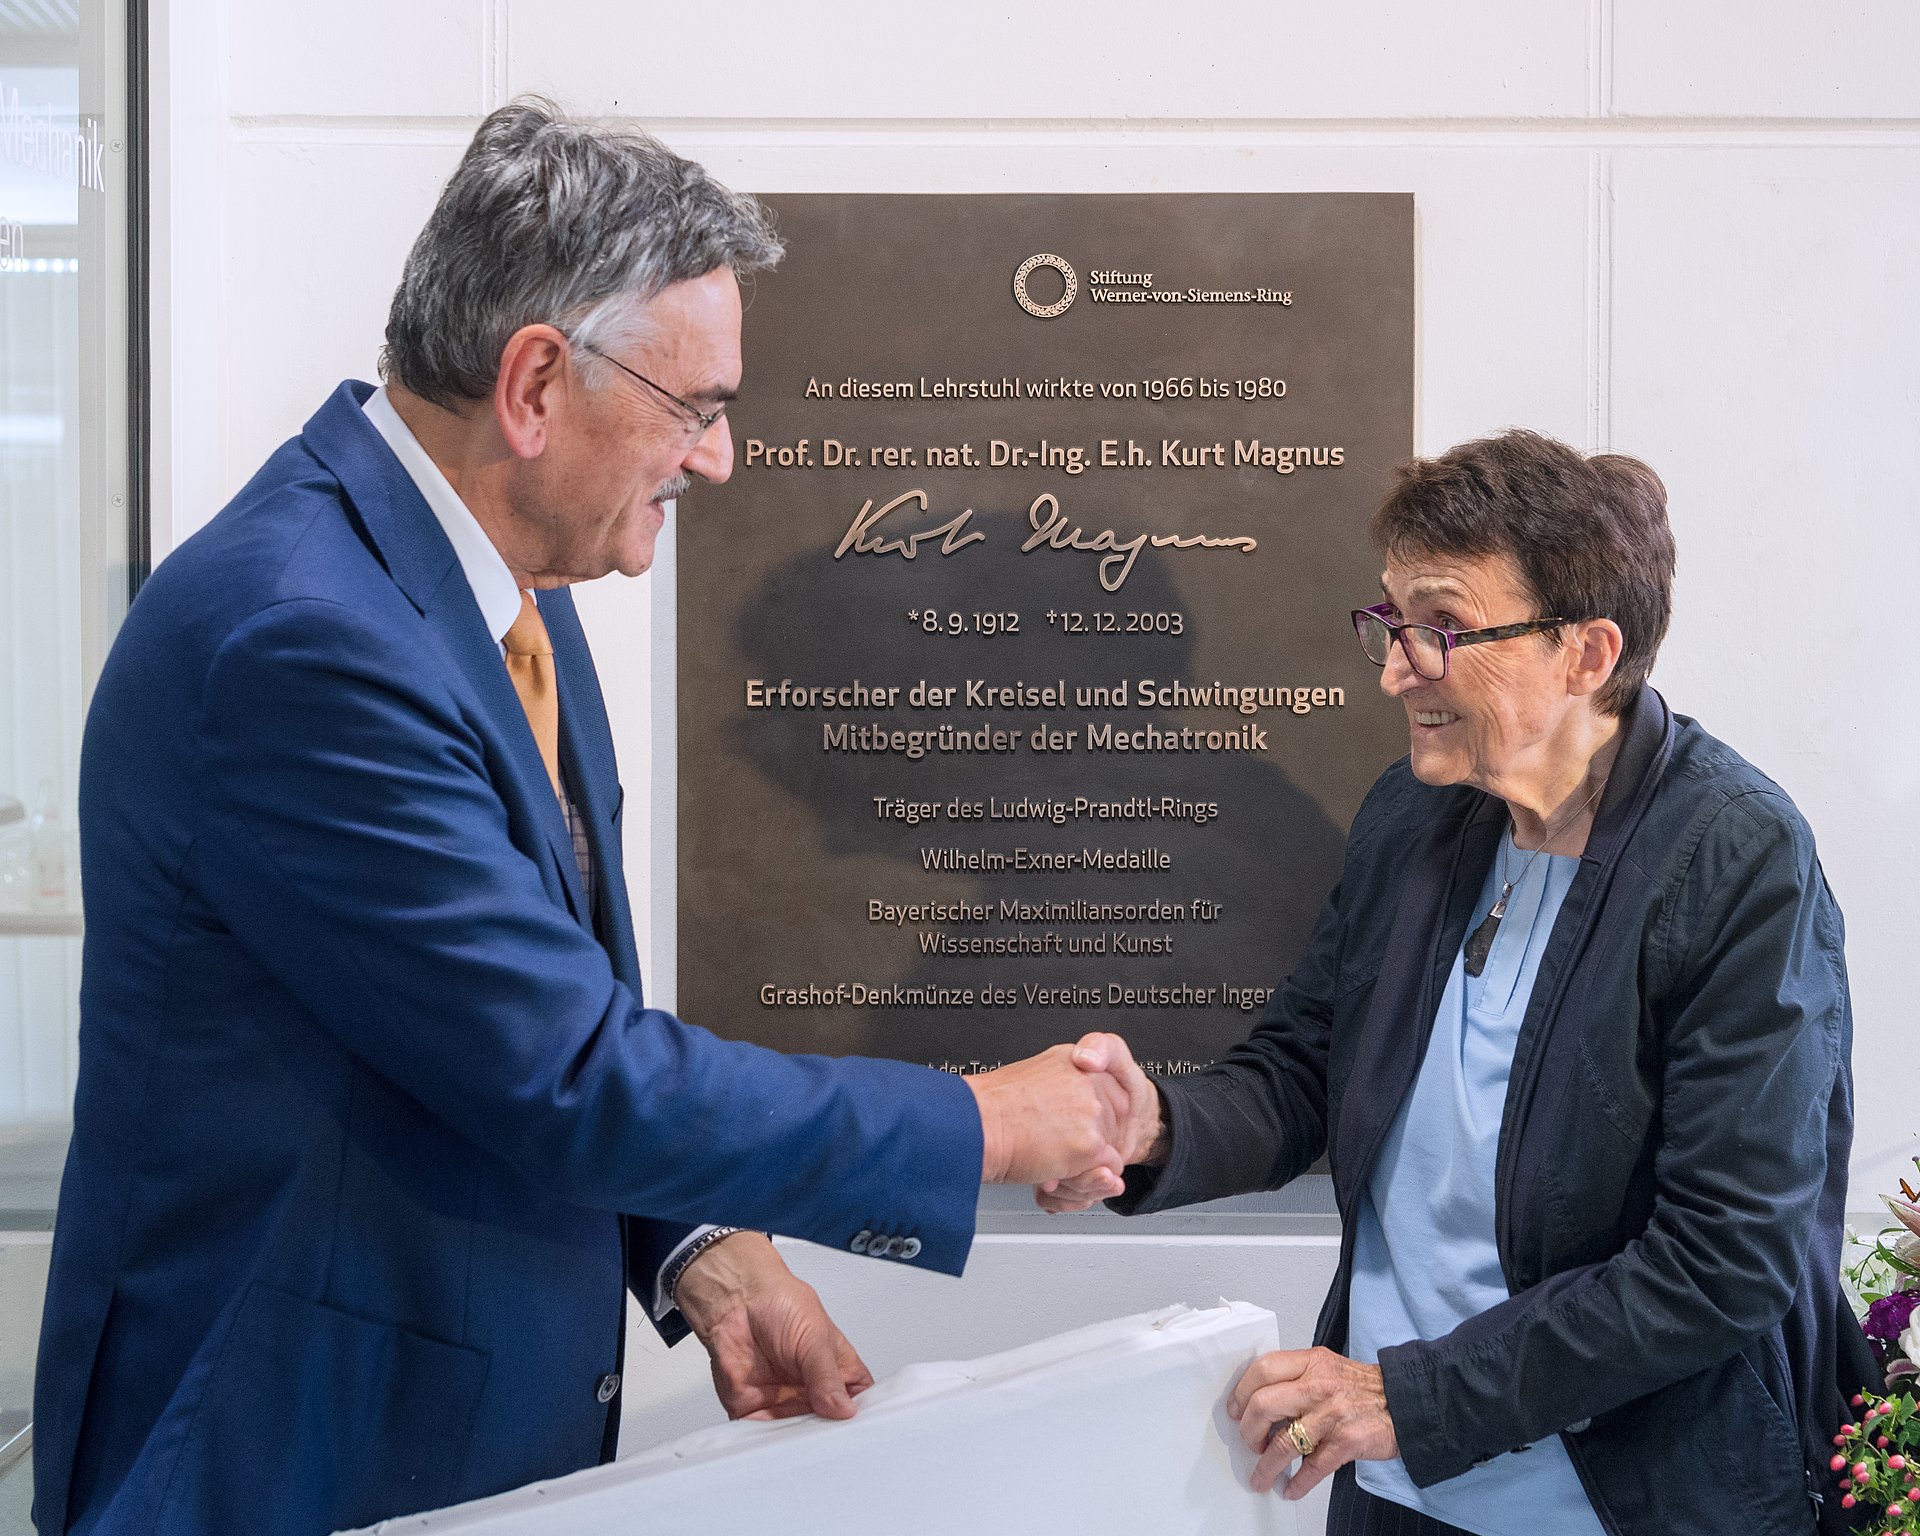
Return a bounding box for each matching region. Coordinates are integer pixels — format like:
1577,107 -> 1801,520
1833,1391 -> 1920,1533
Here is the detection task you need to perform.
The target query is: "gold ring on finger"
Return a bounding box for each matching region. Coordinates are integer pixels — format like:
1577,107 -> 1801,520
1285,1418 -> 1316,1459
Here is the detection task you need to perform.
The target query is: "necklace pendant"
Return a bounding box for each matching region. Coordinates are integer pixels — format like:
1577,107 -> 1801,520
1463,910 -> 1500,977
1463,882 -> 1512,978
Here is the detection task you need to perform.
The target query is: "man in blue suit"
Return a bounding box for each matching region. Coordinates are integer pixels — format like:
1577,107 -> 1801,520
34,100 -> 1146,1535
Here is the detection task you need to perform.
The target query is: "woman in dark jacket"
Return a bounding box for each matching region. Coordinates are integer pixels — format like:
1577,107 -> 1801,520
1049,430 -> 1874,1535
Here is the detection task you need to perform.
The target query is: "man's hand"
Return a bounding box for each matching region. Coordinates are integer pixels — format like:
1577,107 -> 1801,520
674,1231 -> 874,1421
967,1037 -> 1132,1190
1227,1346 -> 1398,1498
1035,1032 -> 1166,1213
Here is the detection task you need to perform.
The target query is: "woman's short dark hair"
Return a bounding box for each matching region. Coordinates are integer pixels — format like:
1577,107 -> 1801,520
1370,429 -> 1676,716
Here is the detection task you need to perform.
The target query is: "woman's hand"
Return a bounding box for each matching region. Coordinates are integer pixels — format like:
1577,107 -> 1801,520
1033,1033 -> 1167,1212
1228,1346 -> 1399,1498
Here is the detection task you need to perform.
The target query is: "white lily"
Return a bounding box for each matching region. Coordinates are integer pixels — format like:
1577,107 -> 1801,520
1882,1193 -> 1920,1239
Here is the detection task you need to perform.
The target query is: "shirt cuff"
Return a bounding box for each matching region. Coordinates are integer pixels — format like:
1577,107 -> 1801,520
650,1224 -> 742,1320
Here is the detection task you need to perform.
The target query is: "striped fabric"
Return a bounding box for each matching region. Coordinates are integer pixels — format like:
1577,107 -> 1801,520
562,783 -> 595,918
1327,1467 -> 1477,1536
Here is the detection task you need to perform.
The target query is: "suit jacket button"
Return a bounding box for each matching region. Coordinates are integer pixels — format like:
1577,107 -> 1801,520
1566,1418 -> 1591,1434
871,1235 -> 898,1257
596,1372 -> 621,1404
898,1237 -> 922,1259
850,1229 -> 872,1254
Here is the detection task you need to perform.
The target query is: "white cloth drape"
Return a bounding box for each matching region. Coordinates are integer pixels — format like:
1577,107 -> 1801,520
343,1302 -> 1298,1534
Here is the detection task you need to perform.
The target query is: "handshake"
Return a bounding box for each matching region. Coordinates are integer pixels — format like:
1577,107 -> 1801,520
677,1037 -> 1178,1429
964,1034 -> 1168,1212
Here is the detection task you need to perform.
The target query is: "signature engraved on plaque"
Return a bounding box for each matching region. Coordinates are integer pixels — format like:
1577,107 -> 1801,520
833,489 -> 987,561
1020,493 -> 1257,593
834,488 -> 1258,594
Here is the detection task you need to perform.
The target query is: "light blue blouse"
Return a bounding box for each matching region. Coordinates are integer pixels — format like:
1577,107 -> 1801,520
1345,829 -> 1605,1536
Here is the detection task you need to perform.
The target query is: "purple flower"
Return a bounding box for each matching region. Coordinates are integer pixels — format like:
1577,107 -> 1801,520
1864,1290 -> 1920,1342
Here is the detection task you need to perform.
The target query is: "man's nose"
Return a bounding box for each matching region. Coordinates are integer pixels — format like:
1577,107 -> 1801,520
684,417 -> 734,484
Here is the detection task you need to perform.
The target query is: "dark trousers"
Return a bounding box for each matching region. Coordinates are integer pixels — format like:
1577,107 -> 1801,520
1326,1465 -> 1476,1536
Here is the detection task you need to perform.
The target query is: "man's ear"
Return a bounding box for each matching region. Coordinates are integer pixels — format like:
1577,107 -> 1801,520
1566,617 -> 1625,700
493,324 -> 570,461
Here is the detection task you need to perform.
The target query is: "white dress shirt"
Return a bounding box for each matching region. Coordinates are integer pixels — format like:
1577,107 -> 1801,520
362,386 -> 522,655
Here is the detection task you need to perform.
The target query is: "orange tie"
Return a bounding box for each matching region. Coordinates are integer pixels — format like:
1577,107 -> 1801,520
504,591 -> 564,803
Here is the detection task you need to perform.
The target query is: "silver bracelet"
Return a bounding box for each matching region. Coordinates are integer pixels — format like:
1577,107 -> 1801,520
663,1226 -> 747,1308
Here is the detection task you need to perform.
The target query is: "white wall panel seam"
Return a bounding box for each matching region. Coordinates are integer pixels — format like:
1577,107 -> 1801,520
478,0 -> 493,111
487,0 -> 507,110
220,114 -> 1920,141
636,125 -> 1920,150
1586,147 -> 1614,452
1596,0 -> 1617,119
1586,0 -> 1602,118
647,523 -> 676,1014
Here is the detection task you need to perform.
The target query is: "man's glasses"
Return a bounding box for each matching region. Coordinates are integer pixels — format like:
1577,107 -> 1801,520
571,338 -> 727,439
1350,602 -> 1573,682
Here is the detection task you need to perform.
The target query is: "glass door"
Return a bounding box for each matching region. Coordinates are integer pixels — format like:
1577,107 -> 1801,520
0,0 -> 141,1518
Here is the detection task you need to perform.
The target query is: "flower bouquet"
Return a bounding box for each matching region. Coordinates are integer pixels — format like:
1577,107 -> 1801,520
1847,1168 -> 1920,1385
1836,1164 -> 1920,1530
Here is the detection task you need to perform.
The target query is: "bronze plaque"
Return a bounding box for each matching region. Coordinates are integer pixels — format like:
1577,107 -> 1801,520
678,193 -> 1412,1075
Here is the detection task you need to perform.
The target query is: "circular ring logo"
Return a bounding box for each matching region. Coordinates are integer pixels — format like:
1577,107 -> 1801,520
1012,254 -> 1078,319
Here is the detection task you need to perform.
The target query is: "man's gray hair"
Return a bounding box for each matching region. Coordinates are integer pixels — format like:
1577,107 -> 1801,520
382,98 -> 783,408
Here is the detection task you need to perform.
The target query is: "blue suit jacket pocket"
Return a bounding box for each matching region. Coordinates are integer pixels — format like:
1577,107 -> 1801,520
154,1283 -> 490,1536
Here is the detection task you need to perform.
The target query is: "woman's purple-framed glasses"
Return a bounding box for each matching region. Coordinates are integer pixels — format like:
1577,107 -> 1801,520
1350,602 -> 1573,682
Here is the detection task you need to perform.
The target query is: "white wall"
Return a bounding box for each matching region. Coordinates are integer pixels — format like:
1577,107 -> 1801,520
144,0 -> 1920,1515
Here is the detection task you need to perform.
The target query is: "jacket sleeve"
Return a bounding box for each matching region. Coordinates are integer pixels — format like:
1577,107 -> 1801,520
624,1216 -> 699,1344
1107,777 -> 1405,1214
194,599 -> 983,1276
1381,790 -> 1848,1485
1108,882 -> 1339,1214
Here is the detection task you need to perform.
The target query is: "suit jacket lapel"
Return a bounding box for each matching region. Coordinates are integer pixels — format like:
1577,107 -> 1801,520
300,381 -> 591,930
539,587 -> 642,993
1333,789 -> 1501,1197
